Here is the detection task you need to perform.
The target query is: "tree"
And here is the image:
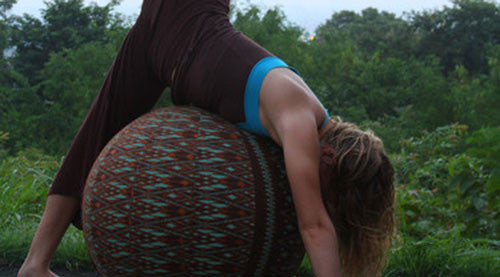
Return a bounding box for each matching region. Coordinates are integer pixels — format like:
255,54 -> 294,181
1,0 -> 130,154
33,41 -> 118,154
232,5 -> 307,67
315,8 -> 415,59
9,0 -> 123,84
0,0 -> 15,54
411,0 -> 500,75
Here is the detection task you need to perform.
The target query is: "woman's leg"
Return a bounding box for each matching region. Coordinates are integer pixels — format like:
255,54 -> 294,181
18,10 -> 168,276
48,17 -> 167,228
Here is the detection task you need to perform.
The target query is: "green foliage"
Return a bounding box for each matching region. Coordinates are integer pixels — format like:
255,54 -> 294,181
0,0 -> 14,52
300,237 -> 500,276
0,0 -> 129,155
9,0 -> 125,84
0,0 -> 16,14
0,225 -> 91,269
384,236 -> 500,276
466,127 -> 500,207
0,130 -> 8,158
2,0 -> 498,157
296,256 -> 314,277
394,124 -> 497,239
411,0 -> 500,75
34,41 -> 118,154
446,47 -> 500,129
316,8 -> 414,59
232,5 -> 307,67
0,73 -> 43,154
0,148 -> 92,268
0,148 -> 58,226
324,54 -> 450,125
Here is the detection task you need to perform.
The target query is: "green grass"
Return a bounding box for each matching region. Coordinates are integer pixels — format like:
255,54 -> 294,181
297,238 -> 500,277
0,225 -> 92,270
384,236 -> 500,277
297,257 -> 314,276
0,149 -> 92,270
1,148 -> 499,276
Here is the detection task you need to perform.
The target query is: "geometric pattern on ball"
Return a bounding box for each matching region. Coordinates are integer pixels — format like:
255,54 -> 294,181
82,106 -> 305,276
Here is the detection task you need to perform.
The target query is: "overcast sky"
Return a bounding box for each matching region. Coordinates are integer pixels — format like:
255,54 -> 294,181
9,0 -> 453,34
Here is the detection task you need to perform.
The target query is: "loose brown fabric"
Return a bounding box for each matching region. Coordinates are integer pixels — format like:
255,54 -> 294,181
48,0 -> 272,229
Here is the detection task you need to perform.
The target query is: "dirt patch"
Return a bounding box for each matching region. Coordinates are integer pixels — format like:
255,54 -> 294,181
0,266 -> 98,277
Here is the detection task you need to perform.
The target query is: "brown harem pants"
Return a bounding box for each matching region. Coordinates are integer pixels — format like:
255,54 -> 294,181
48,0 -> 271,228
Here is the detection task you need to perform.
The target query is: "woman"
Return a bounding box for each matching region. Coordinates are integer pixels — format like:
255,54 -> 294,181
18,1 -> 395,276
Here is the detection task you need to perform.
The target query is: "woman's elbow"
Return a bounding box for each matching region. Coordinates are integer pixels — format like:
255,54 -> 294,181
299,218 -> 335,239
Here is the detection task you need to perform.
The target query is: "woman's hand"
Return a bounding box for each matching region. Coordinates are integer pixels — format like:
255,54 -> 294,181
17,261 -> 58,277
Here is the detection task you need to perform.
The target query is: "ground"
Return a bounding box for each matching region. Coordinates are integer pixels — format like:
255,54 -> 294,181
0,266 -> 98,277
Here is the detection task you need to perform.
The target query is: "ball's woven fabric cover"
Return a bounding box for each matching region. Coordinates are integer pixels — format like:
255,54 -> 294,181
82,106 -> 305,276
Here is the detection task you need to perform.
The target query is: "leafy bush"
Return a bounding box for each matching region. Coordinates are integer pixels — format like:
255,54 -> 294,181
394,124 -> 497,239
466,127 -> 500,220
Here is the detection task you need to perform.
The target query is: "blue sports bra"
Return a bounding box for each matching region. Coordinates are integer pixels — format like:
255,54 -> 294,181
237,56 -> 329,137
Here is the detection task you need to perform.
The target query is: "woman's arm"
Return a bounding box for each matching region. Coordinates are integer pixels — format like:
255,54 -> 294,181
258,68 -> 341,275
278,110 -> 342,277
18,195 -> 79,277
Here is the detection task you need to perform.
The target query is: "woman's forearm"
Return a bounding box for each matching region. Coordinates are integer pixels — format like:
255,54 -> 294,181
20,195 -> 79,270
301,226 -> 342,277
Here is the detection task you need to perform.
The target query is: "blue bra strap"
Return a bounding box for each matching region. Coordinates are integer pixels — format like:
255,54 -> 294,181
237,57 -> 294,137
321,109 -> 330,128
237,56 -> 329,137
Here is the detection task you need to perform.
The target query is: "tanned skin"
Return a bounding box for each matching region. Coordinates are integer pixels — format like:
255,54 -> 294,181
18,195 -> 79,277
18,68 -> 340,277
259,68 -> 341,276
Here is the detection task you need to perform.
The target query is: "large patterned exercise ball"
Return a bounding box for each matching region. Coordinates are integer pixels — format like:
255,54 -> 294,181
82,106 -> 305,276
